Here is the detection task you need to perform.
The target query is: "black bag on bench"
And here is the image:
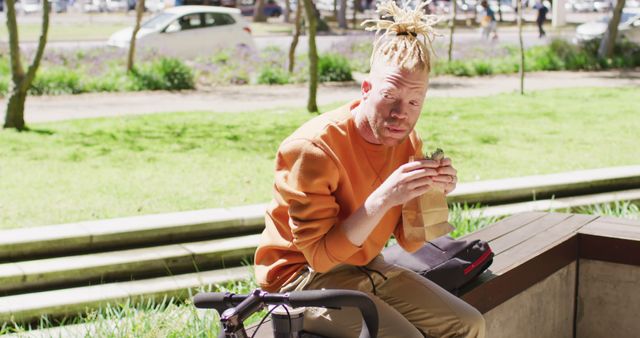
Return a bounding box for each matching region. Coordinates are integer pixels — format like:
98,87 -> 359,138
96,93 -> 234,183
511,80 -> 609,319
383,235 -> 494,294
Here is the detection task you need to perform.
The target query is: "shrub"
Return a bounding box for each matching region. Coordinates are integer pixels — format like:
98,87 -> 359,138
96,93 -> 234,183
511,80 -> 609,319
132,58 -> 195,91
257,66 -> 290,85
84,70 -> 135,93
472,60 -> 493,76
526,46 -> 564,71
318,53 -> 353,82
492,57 -> 520,74
443,60 -> 475,77
29,67 -> 84,95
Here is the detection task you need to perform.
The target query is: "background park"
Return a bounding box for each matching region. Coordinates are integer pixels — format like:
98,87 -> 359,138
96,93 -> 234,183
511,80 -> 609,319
0,0 -> 639,336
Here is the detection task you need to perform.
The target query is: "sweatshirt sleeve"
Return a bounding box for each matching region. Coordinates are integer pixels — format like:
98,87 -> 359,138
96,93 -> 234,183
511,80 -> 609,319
275,138 -> 361,272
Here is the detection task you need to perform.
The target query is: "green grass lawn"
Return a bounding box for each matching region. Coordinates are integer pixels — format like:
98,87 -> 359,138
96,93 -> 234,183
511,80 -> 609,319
1,87 -> 639,229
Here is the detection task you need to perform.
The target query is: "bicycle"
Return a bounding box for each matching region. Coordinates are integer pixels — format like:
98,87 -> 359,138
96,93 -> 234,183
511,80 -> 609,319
193,288 -> 379,338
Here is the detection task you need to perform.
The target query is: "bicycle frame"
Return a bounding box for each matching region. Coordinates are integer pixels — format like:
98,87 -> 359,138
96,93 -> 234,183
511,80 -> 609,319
193,288 -> 379,338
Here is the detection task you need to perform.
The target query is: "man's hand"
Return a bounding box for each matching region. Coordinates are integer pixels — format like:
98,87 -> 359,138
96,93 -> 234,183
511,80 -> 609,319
340,158 -> 457,247
371,159 -> 440,208
431,157 -> 458,195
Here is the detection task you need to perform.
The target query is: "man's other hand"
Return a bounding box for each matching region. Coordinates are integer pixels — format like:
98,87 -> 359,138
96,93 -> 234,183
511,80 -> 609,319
431,157 -> 458,195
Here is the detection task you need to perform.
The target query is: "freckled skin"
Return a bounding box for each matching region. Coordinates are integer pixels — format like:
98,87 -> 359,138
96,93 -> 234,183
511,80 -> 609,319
353,63 -> 429,146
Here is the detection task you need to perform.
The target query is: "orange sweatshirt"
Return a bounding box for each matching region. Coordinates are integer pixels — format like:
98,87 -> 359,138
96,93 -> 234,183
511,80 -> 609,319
254,100 -> 425,292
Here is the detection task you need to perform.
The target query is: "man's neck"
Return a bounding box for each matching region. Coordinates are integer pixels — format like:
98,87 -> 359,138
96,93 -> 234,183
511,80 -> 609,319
351,104 -> 382,145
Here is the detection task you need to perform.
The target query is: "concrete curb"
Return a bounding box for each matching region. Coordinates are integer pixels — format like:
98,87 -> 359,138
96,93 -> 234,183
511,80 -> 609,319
0,204 -> 266,261
0,267 -> 252,324
448,165 -> 640,206
0,235 -> 260,294
463,189 -> 640,218
2,166 -> 639,262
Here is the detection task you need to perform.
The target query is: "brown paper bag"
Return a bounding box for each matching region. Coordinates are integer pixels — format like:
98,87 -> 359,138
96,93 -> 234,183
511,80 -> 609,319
402,152 -> 455,242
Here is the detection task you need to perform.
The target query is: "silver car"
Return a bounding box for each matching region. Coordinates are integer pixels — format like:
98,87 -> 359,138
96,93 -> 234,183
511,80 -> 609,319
108,5 -> 256,59
575,8 -> 640,43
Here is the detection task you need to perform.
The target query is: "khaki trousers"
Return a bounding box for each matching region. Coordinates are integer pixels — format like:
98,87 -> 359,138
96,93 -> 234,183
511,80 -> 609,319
280,255 -> 485,338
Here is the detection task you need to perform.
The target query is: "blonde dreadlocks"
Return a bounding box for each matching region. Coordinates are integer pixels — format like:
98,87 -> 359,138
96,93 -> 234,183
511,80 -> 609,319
362,0 -> 442,73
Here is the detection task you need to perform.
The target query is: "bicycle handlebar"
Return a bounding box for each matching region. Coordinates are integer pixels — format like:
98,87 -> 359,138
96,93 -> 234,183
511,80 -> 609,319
193,289 -> 378,338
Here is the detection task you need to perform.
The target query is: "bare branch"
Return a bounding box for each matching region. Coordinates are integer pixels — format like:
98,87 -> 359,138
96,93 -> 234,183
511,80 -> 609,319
23,0 -> 51,91
5,0 -> 25,83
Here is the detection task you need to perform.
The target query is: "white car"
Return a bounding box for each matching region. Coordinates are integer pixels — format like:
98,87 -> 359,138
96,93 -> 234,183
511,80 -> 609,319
16,0 -> 42,14
575,8 -> 640,43
107,6 -> 256,59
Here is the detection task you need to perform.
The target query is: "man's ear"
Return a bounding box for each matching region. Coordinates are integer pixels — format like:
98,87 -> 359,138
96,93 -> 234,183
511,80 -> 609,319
361,79 -> 372,100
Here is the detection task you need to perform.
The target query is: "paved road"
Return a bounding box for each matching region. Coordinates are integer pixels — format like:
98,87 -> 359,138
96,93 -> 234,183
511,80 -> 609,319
9,70 -> 639,124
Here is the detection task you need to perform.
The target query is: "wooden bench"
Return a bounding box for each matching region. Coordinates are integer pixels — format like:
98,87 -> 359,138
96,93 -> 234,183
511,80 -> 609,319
249,211 -> 640,337
460,211 -> 640,338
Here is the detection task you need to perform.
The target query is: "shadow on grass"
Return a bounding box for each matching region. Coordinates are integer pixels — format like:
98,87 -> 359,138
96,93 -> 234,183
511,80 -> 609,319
26,128 -> 55,135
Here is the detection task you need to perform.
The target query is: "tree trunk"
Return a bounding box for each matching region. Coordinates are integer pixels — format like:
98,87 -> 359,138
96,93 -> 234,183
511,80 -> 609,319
303,0 -> 318,113
289,1 -> 303,73
127,0 -> 145,73
4,0 -> 50,130
338,0 -> 347,29
254,0 -> 268,22
352,0 -> 360,29
4,89 -> 28,130
598,0 -> 626,59
284,0 -> 291,23
517,0 -> 525,95
448,0 -> 457,62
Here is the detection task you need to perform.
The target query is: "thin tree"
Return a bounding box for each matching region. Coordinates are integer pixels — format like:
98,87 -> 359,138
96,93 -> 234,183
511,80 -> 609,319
338,0 -> 348,29
352,0 -> 360,29
254,0 -> 267,22
284,0 -> 291,23
598,0 -> 626,59
302,0 -> 318,113
289,1 -> 303,73
516,0 -> 525,95
3,0 -> 50,130
127,0 -> 145,73
448,0 -> 458,62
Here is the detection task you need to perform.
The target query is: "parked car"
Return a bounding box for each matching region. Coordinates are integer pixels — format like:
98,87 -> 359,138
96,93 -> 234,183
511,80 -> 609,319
575,8 -> 640,43
16,0 -> 42,14
627,0 -> 640,7
239,0 -> 283,17
106,0 -> 128,11
572,0 -> 596,12
181,0 -> 237,7
593,0 -> 611,12
107,5 -> 255,59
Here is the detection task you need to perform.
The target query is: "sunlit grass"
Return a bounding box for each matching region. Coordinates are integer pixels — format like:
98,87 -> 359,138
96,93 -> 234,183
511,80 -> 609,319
0,277 -> 261,337
1,87 -> 639,229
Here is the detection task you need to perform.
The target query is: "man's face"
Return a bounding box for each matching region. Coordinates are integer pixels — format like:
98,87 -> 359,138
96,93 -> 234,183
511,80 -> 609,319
359,63 -> 429,146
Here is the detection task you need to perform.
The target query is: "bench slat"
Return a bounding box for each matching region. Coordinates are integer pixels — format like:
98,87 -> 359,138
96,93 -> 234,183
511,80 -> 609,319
490,214 -> 598,274
461,212 -> 548,243
579,220 -> 640,241
489,213 -> 574,256
594,216 -> 640,227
